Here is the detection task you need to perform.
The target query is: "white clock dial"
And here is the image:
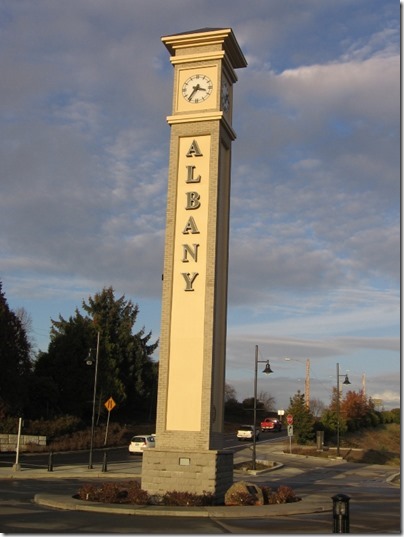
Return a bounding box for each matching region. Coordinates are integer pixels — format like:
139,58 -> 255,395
182,74 -> 213,104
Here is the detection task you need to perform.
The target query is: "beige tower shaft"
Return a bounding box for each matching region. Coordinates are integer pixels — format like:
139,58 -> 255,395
141,28 -> 246,503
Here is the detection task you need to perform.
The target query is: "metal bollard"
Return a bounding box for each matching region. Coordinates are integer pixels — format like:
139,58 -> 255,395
102,451 -> 108,472
316,430 -> 324,451
332,493 -> 350,533
47,451 -> 53,472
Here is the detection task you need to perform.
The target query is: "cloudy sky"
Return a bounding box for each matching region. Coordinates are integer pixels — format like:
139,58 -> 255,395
1,1 -> 400,411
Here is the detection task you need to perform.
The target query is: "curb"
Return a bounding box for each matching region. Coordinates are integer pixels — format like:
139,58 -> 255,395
34,493 -> 332,518
234,460 -> 284,476
386,472 -> 400,486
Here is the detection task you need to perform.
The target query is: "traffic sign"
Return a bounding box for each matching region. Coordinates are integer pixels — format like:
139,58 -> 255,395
104,397 -> 116,412
287,424 -> 294,436
286,414 -> 293,425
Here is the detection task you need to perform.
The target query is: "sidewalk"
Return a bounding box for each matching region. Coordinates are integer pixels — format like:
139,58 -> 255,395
0,460 -> 142,480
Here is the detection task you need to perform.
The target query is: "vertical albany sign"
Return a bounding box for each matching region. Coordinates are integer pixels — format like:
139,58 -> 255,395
180,138 -> 206,292
165,135 -> 211,431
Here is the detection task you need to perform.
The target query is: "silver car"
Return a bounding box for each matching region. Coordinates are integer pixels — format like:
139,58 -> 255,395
128,434 -> 156,454
237,425 -> 260,441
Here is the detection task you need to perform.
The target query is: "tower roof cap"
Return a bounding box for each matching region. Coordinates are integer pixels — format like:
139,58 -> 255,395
162,28 -> 247,69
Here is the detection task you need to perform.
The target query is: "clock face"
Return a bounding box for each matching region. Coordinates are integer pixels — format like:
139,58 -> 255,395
182,74 -> 213,104
221,81 -> 230,112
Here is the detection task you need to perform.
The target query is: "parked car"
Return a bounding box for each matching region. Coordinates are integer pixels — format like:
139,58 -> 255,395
128,434 -> 156,454
237,425 -> 260,441
261,417 -> 282,432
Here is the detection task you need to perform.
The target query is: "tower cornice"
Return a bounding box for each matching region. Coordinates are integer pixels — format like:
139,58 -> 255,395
161,28 -> 247,70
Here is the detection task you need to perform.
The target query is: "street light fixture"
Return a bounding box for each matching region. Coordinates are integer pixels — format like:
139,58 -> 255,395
336,362 -> 351,457
252,344 -> 273,470
86,331 -> 100,469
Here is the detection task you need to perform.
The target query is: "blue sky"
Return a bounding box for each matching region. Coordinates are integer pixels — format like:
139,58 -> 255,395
0,1 -> 400,411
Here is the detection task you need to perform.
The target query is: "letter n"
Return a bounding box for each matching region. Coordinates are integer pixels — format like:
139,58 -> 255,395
182,244 -> 199,262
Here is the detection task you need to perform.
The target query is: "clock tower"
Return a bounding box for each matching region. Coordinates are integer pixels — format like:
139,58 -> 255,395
142,28 -> 246,503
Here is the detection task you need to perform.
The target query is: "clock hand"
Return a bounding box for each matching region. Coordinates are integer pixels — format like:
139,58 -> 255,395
188,84 -> 200,101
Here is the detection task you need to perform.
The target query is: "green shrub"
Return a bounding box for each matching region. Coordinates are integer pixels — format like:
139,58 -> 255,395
0,416 -> 20,434
368,411 -> 381,427
381,408 -> 401,423
0,415 -> 84,438
390,409 -> 400,424
24,415 -> 84,439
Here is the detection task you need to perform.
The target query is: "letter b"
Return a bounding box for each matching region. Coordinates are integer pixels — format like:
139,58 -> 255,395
186,191 -> 201,210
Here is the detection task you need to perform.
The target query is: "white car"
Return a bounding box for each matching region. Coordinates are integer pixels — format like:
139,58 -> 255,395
237,425 -> 260,441
128,434 -> 156,454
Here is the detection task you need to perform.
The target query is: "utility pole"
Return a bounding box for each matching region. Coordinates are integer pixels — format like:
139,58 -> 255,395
305,358 -> 310,409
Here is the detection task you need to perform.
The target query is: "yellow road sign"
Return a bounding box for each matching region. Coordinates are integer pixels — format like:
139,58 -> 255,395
104,397 -> 116,412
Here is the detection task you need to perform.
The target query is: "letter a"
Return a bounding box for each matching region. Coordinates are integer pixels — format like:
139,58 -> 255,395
186,140 -> 203,157
183,217 -> 200,234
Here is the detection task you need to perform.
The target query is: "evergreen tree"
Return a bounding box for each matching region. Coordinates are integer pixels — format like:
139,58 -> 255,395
34,287 -> 158,420
320,387 -> 348,440
0,282 -> 32,416
320,407 -> 348,438
286,390 -> 315,444
34,311 -> 94,417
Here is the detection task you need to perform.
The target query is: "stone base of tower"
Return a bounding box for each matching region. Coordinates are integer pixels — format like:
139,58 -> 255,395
141,449 -> 233,504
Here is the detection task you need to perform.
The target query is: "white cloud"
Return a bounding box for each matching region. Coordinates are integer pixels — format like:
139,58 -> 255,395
276,54 -> 398,120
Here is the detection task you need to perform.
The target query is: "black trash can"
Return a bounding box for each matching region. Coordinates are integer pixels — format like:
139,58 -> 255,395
332,493 -> 350,533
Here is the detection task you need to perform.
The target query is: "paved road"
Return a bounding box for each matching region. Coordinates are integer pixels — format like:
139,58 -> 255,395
0,439 -> 400,534
0,431 -> 285,471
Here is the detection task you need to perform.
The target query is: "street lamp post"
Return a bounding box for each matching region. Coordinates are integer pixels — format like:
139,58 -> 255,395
252,344 -> 273,470
86,331 -> 100,469
336,362 -> 351,457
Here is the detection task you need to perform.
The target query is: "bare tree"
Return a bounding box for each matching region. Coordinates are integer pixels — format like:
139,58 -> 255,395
258,390 -> 276,413
225,383 -> 238,403
310,397 -> 326,418
15,307 -> 36,355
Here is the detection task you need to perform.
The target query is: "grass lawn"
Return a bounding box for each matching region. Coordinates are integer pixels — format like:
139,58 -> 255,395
288,423 -> 400,466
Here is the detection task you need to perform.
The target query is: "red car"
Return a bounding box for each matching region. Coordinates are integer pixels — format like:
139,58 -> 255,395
261,417 -> 282,432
